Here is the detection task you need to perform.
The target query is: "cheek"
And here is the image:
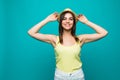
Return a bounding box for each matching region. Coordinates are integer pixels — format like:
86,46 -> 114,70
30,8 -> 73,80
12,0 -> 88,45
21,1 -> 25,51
61,23 -> 64,28
62,20 -> 65,24
70,21 -> 74,26
61,21 -> 65,26
71,21 -> 74,24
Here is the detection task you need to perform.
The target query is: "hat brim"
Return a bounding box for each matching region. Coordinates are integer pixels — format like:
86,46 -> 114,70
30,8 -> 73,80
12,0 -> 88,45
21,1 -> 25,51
57,9 -> 78,22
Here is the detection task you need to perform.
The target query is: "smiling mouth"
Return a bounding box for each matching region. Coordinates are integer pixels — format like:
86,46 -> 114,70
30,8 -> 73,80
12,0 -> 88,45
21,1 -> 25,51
64,24 -> 71,27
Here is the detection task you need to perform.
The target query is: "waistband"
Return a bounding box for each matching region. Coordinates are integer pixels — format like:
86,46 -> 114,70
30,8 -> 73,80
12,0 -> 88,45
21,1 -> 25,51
55,68 -> 83,76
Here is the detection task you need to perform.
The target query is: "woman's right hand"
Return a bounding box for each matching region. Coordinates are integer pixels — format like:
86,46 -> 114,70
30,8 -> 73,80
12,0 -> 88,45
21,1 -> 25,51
45,12 -> 58,22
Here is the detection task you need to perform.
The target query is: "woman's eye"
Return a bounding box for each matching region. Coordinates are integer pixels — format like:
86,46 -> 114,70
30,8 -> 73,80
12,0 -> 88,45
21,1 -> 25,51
62,17 -> 73,21
63,17 -> 66,20
70,18 -> 73,20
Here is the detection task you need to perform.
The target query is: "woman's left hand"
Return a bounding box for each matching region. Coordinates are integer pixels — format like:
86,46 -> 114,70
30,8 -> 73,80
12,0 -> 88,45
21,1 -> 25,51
77,14 -> 89,24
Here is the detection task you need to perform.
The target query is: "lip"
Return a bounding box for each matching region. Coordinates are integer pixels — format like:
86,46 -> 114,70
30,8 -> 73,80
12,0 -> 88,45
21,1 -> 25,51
64,24 -> 72,27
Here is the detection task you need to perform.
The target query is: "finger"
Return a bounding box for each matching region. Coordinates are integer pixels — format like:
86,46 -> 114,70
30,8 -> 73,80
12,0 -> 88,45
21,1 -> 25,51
78,14 -> 83,17
53,12 -> 58,16
55,14 -> 58,18
53,12 -> 58,15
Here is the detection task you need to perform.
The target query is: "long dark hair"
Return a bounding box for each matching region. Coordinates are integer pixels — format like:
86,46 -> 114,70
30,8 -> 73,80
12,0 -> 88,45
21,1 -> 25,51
59,11 -> 79,43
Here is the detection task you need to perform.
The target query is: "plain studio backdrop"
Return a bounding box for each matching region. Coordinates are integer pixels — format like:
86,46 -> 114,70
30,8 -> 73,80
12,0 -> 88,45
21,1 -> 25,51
0,0 -> 120,80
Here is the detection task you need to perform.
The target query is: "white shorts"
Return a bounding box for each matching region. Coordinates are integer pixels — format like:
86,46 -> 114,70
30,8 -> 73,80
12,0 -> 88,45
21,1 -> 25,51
54,68 -> 85,80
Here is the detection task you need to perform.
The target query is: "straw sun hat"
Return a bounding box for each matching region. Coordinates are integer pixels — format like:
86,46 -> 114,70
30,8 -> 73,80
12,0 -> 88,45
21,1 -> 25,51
57,8 -> 78,22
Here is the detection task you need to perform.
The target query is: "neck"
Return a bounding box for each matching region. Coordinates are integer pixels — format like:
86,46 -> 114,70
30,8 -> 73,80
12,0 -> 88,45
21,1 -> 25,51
63,30 -> 72,37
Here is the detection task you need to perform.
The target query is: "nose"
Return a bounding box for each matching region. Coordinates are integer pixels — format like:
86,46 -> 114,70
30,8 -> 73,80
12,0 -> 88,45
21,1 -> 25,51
66,19 -> 70,23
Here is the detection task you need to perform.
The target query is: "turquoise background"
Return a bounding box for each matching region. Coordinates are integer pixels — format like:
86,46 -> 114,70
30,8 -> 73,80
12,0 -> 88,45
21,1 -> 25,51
0,0 -> 120,80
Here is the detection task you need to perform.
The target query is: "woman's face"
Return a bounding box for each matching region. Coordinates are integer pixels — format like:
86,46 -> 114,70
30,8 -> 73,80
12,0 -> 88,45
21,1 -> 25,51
61,13 -> 74,31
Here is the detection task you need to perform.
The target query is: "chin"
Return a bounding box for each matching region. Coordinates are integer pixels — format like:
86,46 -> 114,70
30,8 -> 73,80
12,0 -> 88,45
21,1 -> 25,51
63,27 -> 72,31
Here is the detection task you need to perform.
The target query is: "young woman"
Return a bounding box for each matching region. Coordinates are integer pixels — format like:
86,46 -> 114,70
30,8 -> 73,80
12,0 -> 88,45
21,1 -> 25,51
28,8 -> 108,80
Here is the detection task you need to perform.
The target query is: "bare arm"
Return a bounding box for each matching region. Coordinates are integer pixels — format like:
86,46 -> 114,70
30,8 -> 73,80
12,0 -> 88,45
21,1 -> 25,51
77,14 -> 108,43
28,12 -> 58,44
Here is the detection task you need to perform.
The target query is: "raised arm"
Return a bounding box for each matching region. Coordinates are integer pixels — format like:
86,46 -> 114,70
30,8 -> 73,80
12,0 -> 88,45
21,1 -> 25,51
77,14 -> 108,43
28,12 -> 58,44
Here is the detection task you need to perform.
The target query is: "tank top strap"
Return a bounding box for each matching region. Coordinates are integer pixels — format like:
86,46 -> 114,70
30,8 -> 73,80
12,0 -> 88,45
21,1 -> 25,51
76,36 -> 81,46
78,39 -> 81,44
55,36 -> 60,44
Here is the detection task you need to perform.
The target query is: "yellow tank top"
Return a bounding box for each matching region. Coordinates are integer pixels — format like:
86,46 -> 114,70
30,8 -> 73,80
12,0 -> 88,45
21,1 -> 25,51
54,36 -> 82,73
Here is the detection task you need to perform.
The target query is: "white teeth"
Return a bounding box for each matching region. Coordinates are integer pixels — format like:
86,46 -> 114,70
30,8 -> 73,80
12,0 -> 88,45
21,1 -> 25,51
65,24 -> 70,27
